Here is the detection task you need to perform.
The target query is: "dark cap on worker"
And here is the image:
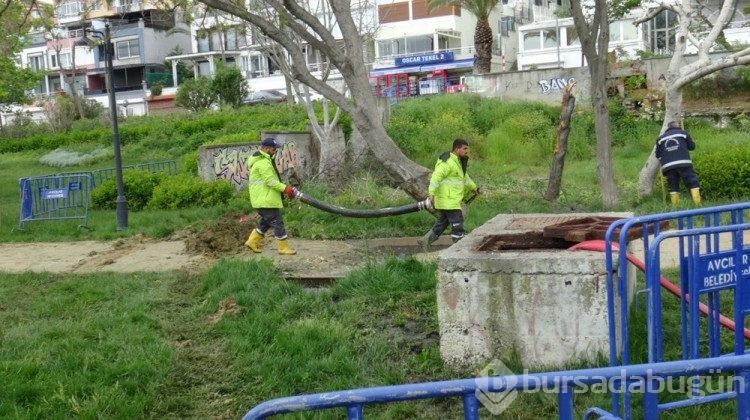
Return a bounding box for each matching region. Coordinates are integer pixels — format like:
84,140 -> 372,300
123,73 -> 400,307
261,137 -> 280,148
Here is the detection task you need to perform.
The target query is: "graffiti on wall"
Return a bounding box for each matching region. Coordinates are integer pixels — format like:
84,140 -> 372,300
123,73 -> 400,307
538,77 -> 575,94
211,142 -> 300,189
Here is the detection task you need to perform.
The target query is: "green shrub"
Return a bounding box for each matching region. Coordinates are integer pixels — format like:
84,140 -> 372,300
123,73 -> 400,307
174,77 -> 217,112
174,114 -> 233,136
466,95 -> 507,135
91,170 -> 166,211
81,98 -> 105,119
207,132 -> 260,145
211,62 -> 249,108
199,180 -> 236,207
181,150 -> 199,175
148,175 -> 234,209
693,145 -> 750,199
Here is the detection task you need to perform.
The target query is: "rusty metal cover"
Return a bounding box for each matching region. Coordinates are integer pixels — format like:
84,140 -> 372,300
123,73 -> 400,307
542,216 -> 669,243
506,216 -> 582,230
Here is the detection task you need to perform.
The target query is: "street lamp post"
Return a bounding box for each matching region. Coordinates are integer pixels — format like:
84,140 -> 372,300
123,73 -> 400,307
78,22 -> 128,230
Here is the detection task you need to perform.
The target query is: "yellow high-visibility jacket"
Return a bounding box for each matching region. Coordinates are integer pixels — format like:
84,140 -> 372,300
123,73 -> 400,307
428,152 -> 476,210
247,150 -> 287,209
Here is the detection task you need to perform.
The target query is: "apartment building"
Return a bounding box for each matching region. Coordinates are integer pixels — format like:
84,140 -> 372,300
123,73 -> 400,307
17,0 -> 191,102
14,0 -> 749,114
164,1 -> 372,95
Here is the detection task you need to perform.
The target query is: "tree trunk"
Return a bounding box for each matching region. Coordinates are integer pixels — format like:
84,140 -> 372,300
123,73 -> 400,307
545,81 -> 576,201
571,0 -> 617,208
347,78 -> 432,199
196,0 -> 433,200
592,72 -> 618,208
474,19 -> 493,74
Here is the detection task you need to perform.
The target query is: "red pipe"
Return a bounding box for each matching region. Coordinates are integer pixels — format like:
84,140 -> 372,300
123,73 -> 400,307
569,239 -> 750,340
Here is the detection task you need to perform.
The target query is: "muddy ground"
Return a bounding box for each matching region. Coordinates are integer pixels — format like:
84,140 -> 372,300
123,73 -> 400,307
0,212 -> 442,277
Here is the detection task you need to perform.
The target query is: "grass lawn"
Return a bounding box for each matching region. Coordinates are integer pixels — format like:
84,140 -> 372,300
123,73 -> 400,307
2,98 -> 750,419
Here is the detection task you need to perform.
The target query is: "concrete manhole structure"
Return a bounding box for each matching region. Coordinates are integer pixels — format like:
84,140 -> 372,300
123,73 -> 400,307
437,212 -> 641,369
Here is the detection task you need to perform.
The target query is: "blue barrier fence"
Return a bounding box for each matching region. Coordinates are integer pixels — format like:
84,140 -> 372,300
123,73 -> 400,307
17,161 -> 177,230
604,202 -> 750,418
18,173 -> 93,230
91,160 -> 176,186
243,353 -> 750,419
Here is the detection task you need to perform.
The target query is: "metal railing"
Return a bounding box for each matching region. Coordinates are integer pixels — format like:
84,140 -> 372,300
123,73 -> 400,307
604,202 -> 750,417
243,354 -> 750,419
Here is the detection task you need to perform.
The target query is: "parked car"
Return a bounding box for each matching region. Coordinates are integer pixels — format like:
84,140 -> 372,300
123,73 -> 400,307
242,90 -> 288,105
294,91 -> 325,103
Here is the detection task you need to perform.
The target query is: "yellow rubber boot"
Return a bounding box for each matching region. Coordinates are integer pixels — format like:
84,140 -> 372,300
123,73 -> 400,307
670,192 -> 680,205
245,230 -> 264,253
690,188 -> 701,205
276,239 -> 297,255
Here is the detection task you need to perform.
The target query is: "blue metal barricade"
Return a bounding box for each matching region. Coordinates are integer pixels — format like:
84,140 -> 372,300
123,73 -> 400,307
603,202 -> 750,417
243,354 -> 750,420
135,160 -> 176,176
91,165 -> 135,186
91,160 -> 175,186
18,173 -> 93,230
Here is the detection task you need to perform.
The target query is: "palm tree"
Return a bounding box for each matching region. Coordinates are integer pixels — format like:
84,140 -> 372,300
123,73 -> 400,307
427,0 -> 499,74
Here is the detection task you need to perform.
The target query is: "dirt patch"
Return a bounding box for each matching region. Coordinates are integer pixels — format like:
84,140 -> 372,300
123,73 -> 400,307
0,212 -> 440,277
185,211 -> 255,257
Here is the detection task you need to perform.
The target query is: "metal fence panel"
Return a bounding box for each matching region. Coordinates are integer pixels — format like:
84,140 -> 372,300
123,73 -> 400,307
18,173 -> 93,230
91,160 -> 176,186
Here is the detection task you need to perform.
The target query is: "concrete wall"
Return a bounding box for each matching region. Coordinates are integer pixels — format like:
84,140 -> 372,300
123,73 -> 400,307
437,212 -> 636,369
462,52 -> 742,108
197,131 -> 315,190
464,67 -> 590,106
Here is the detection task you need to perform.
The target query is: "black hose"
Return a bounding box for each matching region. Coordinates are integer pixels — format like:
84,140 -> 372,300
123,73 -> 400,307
290,190 -> 433,218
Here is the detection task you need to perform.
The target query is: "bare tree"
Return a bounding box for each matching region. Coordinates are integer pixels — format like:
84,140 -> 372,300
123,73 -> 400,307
244,0 -> 378,180
570,0 -> 619,208
190,0 -> 432,199
635,0 -> 750,197
45,24 -> 85,119
544,81 -> 576,202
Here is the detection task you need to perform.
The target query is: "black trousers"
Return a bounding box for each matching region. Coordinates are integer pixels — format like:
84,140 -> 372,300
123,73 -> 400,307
256,208 -> 288,239
430,209 -> 465,241
665,166 -> 700,193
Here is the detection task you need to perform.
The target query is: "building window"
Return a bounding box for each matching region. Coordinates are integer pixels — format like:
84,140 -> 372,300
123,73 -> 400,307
116,39 -> 140,59
500,16 -> 515,36
250,55 -> 263,77
28,54 -> 45,71
649,10 -> 677,54
437,31 -> 461,51
50,52 -> 71,68
542,29 -> 558,48
225,27 -> 247,50
523,31 -> 541,50
197,34 -> 209,53
566,27 -> 579,46
406,35 -> 433,55
55,1 -> 82,18
377,39 -> 406,57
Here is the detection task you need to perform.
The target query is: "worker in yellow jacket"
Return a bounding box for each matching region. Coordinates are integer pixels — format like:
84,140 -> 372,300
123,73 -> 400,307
244,137 -> 297,255
417,138 -> 478,252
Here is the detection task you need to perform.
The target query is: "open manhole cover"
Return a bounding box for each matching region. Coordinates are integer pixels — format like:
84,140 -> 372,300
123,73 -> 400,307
477,232 -> 573,251
543,216 -> 669,242
478,217 -> 670,251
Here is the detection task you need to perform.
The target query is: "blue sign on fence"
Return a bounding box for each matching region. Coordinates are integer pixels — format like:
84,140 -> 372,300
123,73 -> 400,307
42,188 -> 68,200
695,248 -> 750,293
